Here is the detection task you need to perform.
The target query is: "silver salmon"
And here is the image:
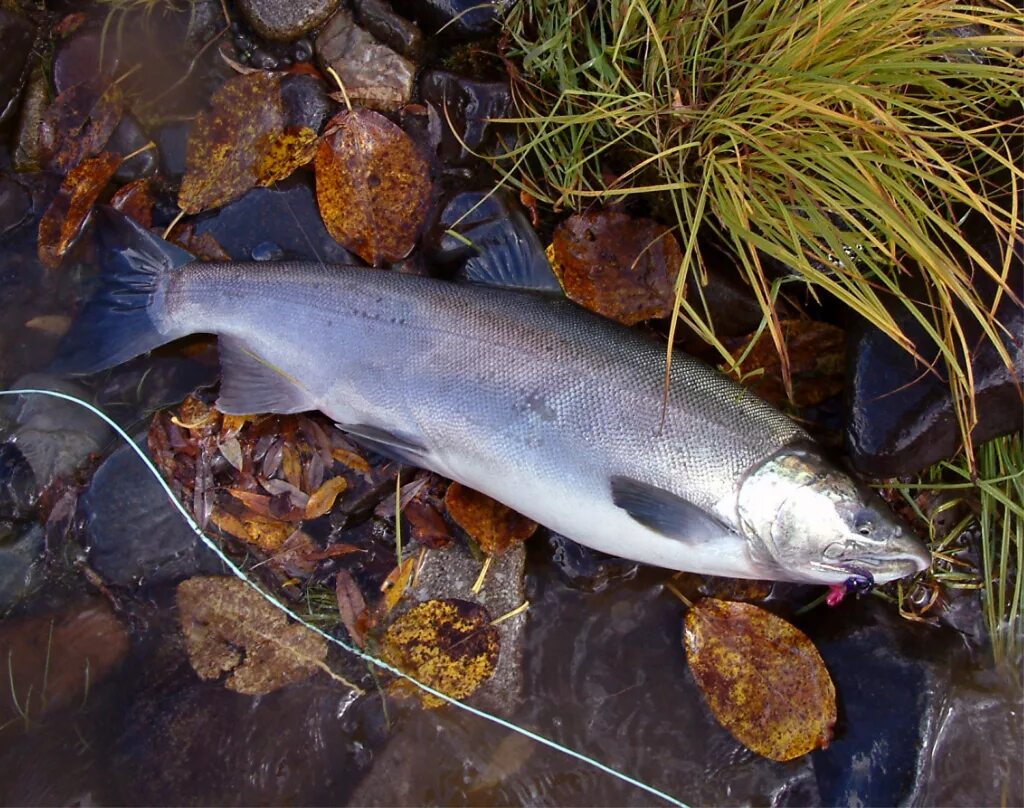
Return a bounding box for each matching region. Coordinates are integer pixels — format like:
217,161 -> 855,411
56,210 -> 931,586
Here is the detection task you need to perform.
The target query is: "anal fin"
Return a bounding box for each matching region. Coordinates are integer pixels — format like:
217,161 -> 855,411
610,475 -> 732,544
216,336 -> 317,415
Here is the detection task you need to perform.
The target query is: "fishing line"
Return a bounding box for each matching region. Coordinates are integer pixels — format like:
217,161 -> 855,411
0,387 -> 689,808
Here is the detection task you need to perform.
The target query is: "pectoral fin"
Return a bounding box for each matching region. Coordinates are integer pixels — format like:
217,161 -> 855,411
335,423 -> 428,466
610,476 -> 732,543
216,337 -> 317,415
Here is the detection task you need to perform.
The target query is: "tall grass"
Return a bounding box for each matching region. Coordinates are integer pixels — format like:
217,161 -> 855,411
495,0 -> 1023,461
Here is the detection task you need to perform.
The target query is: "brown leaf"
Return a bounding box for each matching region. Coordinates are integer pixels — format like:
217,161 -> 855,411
336,569 -> 368,648
281,443 -> 303,490
25,314 -> 72,337
727,320 -> 846,408
110,178 -> 155,228
332,446 -> 371,474
382,556 -> 416,613
178,72 -> 285,214
168,221 -> 234,261
404,499 -> 451,549
684,598 -> 836,761
315,109 -> 432,265
38,83 -> 124,173
176,576 -> 327,695
227,488 -> 276,519
549,211 -> 682,325
444,482 -> 537,556
38,151 -> 121,268
381,598 -> 499,709
304,475 -> 349,519
256,126 -> 319,185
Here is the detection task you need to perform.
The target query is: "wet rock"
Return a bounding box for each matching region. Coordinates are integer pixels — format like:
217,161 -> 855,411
237,0 -> 340,41
1,374 -> 111,494
0,9 -> 35,124
192,177 -> 357,263
155,121 -> 190,178
315,8 -> 416,113
107,114 -> 159,183
392,0 -> 505,41
352,0 -> 424,61
12,65 -> 47,173
0,598 -> 130,728
420,70 -> 510,162
0,525 -> 45,611
0,444 -> 38,526
0,174 -> 32,239
281,73 -> 334,134
547,532 -> 638,593
846,206 -> 1024,477
82,441 -> 224,587
52,28 -> 119,96
432,191 -> 558,293
184,0 -> 224,54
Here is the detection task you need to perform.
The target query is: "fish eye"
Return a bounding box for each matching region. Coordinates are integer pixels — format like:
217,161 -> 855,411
853,508 -> 875,537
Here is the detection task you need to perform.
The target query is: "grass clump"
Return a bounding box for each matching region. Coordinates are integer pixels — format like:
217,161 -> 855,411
495,0 -> 1023,458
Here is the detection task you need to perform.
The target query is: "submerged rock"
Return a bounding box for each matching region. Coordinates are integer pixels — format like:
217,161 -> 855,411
0,524 -> 45,611
846,207 -> 1023,477
315,7 -> 416,112
420,70 -> 510,163
81,441 -> 223,587
281,73 -> 334,134
108,114 -> 158,183
392,0 -> 505,41
52,27 -> 119,96
352,0 -> 424,61
0,9 -> 36,124
237,0 -> 340,41
0,174 -> 32,239
547,532 -> 638,593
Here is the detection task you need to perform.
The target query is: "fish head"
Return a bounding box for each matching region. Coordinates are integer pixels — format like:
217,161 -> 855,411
737,446 -> 931,586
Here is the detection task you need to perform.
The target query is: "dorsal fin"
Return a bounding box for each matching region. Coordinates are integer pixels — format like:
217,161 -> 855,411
215,337 -> 317,415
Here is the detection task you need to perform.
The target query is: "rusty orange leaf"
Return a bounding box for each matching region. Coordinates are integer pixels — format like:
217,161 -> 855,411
444,482 -> 537,556
38,151 -> 121,268
110,177 -> 155,228
332,447 -> 370,474
549,211 -> 682,325
314,109 -> 431,265
178,72 -> 285,214
304,475 -> 349,519
684,598 -> 836,761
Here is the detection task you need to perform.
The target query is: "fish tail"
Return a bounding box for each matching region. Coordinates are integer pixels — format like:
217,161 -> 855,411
50,208 -> 195,375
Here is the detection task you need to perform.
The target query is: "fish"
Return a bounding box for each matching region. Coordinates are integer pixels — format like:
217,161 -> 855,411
54,209 -> 931,586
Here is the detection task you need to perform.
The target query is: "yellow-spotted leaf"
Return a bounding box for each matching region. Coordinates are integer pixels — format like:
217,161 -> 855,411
315,109 -> 431,265
256,126 -> 319,185
684,598 -> 836,761
444,482 -> 537,556
382,598 -> 499,708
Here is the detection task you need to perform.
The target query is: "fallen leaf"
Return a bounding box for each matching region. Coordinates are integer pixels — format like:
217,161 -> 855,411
210,507 -> 294,552
25,314 -> 72,337
336,569 -> 368,647
168,221 -> 233,261
178,72 -> 286,214
256,126 -> 319,185
315,108 -> 432,265
281,443 -> 303,490
444,482 -> 537,556
332,446 -> 370,474
38,82 -> 124,173
38,151 -> 121,268
304,475 -> 349,519
110,177 -> 155,228
549,211 -> 682,325
727,320 -> 846,408
684,598 -> 836,761
176,576 -> 327,695
219,436 -> 244,471
382,556 -> 416,613
404,499 -> 451,549
381,598 -> 499,708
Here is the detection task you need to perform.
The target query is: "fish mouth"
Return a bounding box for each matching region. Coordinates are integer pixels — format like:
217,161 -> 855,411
814,548 -> 932,585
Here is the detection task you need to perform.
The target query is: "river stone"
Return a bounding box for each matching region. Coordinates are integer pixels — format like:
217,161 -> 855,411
352,0 -> 424,61
846,203 -> 1024,477
0,524 -> 45,611
420,70 -> 510,162
237,0 -> 340,41
391,0 -> 506,41
315,8 -> 416,112
0,174 -> 32,239
281,73 -> 334,133
108,114 -> 159,183
0,9 -> 34,124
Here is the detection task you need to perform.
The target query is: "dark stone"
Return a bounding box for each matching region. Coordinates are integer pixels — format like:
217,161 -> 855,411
107,114 -> 159,183
53,28 -> 120,96
184,0 -> 225,55
292,38 -> 314,62
391,0 -> 505,41
281,73 -> 334,134
846,204 -> 1024,477
250,47 -> 279,69
0,9 -> 35,124
192,177 -> 357,263
0,443 -> 38,523
352,0 -> 424,61
0,174 -> 32,239
0,524 -> 45,611
155,121 -> 191,177
547,532 -> 639,592
81,441 -> 224,587
419,70 -> 510,162
237,0 -> 341,41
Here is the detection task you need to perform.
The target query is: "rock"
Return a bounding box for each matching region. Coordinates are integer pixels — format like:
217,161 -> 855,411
0,443 -> 38,526
547,532 -> 638,592
420,70 -> 510,162
315,8 -> 416,113
107,114 -> 159,183
52,28 -> 119,96
846,204 -> 1024,477
184,0 -> 224,54
0,9 -> 35,124
12,65 -> 47,173
281,73 -> 334,134
0,599 -> 130,729
352,0 -> 424,61
0,524 -> 45,611
391,0 -> 505,41
192,177 -> 357,263
81,441 -> 224,587
237,0 -> 340,41
0,174 -> 32,239
1,374 -> 111,493
155,121 -> 190,178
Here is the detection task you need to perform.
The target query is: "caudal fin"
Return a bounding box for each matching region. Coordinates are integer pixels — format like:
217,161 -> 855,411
50,208 -> 195,375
